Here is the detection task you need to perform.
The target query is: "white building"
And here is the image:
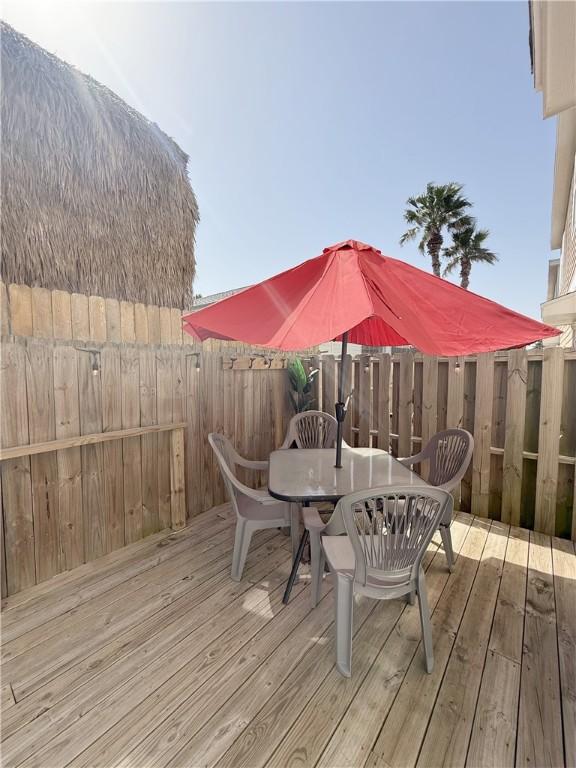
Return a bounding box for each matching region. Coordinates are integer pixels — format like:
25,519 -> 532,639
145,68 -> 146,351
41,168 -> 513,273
531,0 -> 576,348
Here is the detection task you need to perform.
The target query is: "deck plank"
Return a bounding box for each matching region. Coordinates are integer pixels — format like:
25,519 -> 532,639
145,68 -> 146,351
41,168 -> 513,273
551,537 -> 576,768
466,527 -> 529,768
516,532 -> 564,768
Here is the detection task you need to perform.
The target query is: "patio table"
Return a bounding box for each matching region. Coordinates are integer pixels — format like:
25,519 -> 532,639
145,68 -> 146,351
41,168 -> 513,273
268,445 -> 429,603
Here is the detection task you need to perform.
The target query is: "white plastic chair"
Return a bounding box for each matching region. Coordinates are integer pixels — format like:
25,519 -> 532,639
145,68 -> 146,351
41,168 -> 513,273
322,486 -> 452,677
209,433 -> 292,581
281,410 -> 338,449
398,429 -> 473,572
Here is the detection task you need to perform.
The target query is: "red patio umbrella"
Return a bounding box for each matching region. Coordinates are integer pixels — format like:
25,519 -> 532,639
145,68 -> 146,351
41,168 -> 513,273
183,240 -> 559,466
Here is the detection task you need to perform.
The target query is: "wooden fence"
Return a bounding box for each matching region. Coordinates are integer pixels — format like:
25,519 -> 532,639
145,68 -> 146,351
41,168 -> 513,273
310,349 -> 575,540
0,280 -> 258,350
0,337 -> 293,597
1,284 -> 574,597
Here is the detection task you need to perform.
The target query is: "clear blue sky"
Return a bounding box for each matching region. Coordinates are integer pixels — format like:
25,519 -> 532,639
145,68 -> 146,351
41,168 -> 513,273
3,1 -> 556,318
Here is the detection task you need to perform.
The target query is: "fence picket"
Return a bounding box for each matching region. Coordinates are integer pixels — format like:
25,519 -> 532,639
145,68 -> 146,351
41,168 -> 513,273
26,341 -> 60,581
121,347 -> 143,543
472,352 -> 494,517
421,356 -> 438,476
100,346 -> 124,551
54,344 -> 84,570
358,355 -> 371,446
1,342 -> 35,592
398,351 -> 414,459
377,354 -> 391,452
502,349 -> 528,526
535,348 -> 564,535
78,345 -> 106,560
52,291 -> 73,340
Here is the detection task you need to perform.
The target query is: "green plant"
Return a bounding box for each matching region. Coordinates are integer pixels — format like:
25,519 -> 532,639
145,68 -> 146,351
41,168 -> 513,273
287,358 -> 319,413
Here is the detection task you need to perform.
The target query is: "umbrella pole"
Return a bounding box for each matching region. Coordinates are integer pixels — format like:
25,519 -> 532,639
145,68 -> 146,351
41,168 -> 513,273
335,331 -> 349,468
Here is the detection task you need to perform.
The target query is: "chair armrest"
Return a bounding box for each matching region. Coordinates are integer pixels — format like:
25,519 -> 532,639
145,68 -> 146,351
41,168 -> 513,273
237,458 -> 269,471
398,450 -> 427,467
302,506 -> 326,532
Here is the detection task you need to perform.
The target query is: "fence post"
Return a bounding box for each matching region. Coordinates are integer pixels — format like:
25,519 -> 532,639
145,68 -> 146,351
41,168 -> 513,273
535,347 -> 564,535
502,349 -> 528,526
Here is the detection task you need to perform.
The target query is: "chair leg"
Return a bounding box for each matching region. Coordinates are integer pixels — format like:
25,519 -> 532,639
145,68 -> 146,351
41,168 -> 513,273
416,567 -> 434,673
440,524 -> 454,573
407,589 -> 416,605
335,573 -> 354,678
309,531 -> 324,607
290,504 -> 301,560
231,519 -> 253,581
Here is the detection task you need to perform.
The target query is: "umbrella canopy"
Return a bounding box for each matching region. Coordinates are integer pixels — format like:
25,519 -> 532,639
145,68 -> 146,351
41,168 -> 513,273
184,240 -> 559,468
183,240 -> 559,355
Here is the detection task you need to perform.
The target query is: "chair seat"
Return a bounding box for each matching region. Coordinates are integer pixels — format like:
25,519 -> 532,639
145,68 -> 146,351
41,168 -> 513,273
236,491 -> 289,522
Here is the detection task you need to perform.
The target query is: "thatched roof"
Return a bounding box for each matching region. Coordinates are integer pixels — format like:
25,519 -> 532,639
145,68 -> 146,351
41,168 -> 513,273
0,22 -> 199,308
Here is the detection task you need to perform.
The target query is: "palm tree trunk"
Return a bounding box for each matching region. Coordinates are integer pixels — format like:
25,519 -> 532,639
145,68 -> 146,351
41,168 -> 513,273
426,231 -> 443,277
460,257 -> 471,289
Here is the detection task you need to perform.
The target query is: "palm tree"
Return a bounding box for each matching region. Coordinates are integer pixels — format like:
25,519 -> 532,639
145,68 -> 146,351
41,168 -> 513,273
442,226 -> 498,289
400,183 -> 472,277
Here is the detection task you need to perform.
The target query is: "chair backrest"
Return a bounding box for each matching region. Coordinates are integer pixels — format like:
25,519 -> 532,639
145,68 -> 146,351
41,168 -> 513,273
338,486 -> 451,591
208,432 -> 243,516
282,410 -> 338,449
422,429 -> 473,491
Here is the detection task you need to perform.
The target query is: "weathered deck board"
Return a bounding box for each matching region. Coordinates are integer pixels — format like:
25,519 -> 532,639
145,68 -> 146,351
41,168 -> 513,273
1,507 -> 572,768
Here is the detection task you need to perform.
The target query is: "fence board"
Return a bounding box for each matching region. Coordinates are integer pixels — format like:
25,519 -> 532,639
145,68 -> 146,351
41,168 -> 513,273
186,353 -> 202,517
147,305 -> 161,345
397,352 -> 414,459
78,347 -> 106,560
88,296 -> 107,342
53,344 -> 84,569
71,294 -> 89,340
26,342 -> 60,582
421,356 -> 438,478
535,348 -> 564,535
159,308 -> 172,345
170,308 -> 183,345
358,355 -> 371,446
52,291 -> 72,340
120,301 -> 136,343
140,348 -> 159,536
134,304 -> 148,344
472,353 -> 494,517
105,299 -> 121,343
9,284 -> 33,336
321,355 -> 336,418
502,349 -> 528,526
121,347 -> 143,543
170,428 -> 186,529
157,348 -> 173,525
0,281 -> 10,336
342,354 -> 353,446
31,287 -> 53,338
446,357 -> 465,429
0,342 -> 35,592
377,354 -> 391,453
101,347 -> 124,551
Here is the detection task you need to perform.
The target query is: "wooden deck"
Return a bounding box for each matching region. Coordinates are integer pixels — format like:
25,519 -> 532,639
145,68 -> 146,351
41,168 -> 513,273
1,505 -> 574,768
